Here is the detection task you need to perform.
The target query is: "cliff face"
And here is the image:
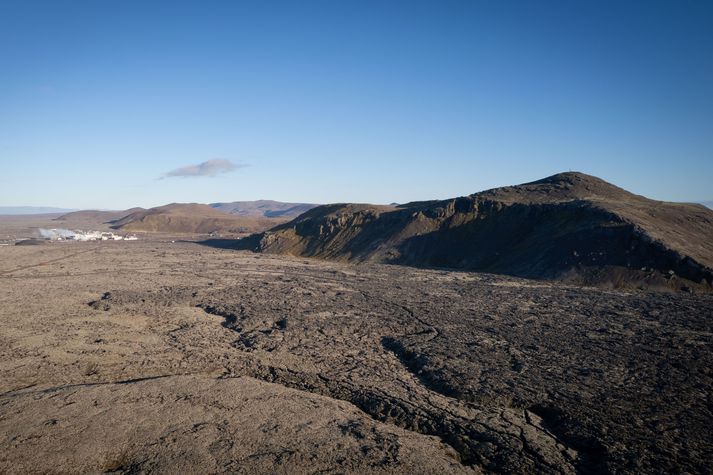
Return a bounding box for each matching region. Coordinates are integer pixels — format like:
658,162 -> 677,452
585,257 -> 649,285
244,173 -> 713,290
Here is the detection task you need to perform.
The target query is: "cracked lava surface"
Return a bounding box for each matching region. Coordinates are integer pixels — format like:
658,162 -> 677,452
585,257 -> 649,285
1,240 -> 711,474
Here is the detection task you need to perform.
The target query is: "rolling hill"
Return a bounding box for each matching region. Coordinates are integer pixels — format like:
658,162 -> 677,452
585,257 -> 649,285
239,172 -> 713,290
55,208 -> 145,223
110,203 -> 284,234
51,201 -> 315,234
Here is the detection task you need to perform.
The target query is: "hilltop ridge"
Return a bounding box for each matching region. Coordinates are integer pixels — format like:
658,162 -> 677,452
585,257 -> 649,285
240,172 -> 713,291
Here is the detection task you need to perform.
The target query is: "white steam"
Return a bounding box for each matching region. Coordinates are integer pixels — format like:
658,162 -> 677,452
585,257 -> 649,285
37,228 -> 138,241
39,228 -> 75,239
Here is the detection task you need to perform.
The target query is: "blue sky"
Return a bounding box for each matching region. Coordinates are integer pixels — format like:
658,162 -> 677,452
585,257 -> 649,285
1,0 -> 711,209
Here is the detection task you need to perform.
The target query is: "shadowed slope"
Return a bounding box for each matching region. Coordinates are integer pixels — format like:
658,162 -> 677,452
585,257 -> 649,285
241,172 -> 713,290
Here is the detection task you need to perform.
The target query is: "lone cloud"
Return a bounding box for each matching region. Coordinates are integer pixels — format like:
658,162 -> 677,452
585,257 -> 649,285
163,159 -> 245,178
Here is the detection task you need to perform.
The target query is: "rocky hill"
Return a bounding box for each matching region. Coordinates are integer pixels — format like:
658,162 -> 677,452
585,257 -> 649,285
241,172 -> 713,290
110,203 -> 283,234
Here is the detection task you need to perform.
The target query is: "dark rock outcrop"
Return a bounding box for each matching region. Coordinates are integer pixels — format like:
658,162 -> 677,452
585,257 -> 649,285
243,172 -> 713,290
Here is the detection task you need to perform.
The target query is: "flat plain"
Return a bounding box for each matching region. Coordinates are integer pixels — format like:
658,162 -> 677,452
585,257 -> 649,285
1,236 -> 711,474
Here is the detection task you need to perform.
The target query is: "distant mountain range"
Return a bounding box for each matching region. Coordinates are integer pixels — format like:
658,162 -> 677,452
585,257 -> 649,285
108,203 -> 282,234
49,201 -> 320,234
0,206 -> 78,215
237,172 -> 713,291
210,200 -> 318,218
2,201 -> 319,219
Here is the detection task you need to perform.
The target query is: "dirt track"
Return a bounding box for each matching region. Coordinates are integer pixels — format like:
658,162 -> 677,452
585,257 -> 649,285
1,240 -> 711,473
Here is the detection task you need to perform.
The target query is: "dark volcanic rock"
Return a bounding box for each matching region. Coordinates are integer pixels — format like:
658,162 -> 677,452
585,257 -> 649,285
2,241 -> 712,473
243,172 -> 713,290
15,239 -> 46,246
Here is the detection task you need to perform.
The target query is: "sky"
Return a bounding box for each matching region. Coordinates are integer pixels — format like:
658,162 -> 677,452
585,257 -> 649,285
1,0 -> 712,209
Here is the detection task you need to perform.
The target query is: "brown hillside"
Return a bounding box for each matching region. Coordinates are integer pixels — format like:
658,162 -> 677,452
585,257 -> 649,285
240,172 -> 713,290
111,203 -> 283,234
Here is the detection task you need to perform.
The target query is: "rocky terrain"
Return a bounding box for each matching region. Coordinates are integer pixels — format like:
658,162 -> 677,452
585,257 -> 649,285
243,172 -> 713,291
1,173 -> 711,473
0,239 -> 711,473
